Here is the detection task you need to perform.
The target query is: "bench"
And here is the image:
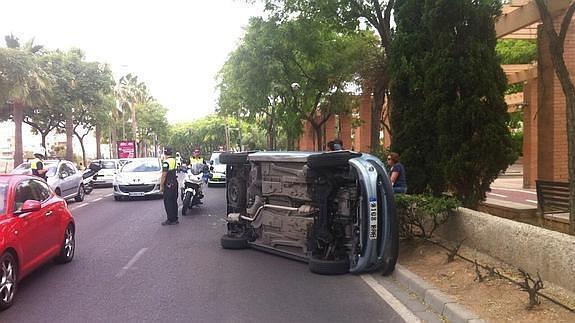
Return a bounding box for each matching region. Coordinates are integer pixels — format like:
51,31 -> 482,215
535,180 -> 570,216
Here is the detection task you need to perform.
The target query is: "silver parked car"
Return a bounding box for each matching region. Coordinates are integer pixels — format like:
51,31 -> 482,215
89,159 -> 118,187
11,160 -> 85,202
113,158 -> 162,200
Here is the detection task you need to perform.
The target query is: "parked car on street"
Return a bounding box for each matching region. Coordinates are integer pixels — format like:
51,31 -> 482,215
11,160 -> 85,202
88,159 -> 118,187
208,152 -> 226,186
0,174 -> 76,310
113,158 -> 163,200
219,150 -> 399,275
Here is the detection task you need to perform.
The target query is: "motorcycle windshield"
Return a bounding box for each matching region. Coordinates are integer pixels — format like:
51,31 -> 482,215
188,163 -> 204,175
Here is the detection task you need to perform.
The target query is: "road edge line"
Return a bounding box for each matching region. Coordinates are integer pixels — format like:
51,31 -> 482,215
360,274 -> 422,323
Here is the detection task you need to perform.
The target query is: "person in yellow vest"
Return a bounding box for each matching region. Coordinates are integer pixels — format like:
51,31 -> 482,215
189,149 -> 207,201
160,147 -> 179,225
189,149 -> 204,166
31,148 -> 48,181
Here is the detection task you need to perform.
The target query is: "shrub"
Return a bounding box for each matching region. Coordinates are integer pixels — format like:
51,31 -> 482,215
395,194 -> 460,239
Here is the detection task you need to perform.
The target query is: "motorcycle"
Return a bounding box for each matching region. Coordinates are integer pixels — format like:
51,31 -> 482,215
82,162 -> 102,195
181,163 -> 205,215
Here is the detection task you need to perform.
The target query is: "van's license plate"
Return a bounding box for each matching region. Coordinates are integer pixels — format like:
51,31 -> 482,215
369,198 -> 378,240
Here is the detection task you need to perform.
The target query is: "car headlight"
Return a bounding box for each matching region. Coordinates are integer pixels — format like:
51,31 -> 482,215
114,176 -> 129,185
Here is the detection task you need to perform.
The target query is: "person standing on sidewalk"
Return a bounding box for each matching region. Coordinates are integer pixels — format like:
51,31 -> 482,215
387,152 -> 407,194
160,147 -> 179,225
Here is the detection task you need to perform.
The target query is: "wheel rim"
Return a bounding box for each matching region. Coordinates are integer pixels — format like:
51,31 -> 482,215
64,227 -> 75,258
79,186 -> 84,199
0,256 -> 16,304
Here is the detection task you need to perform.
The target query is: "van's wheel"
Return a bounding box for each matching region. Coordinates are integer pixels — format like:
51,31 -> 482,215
75,185 -> 85,202
220,234 -> 248,249
308,257 -> 349,275
227,177 -> 247,208
54,224 -> 75,264
0,252 -> 18,311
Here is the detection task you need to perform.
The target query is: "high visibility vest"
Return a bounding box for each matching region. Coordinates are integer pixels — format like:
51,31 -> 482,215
190,156 -> 203,165
31,158 -> 41,170
175,156 -> 182,165
163,157 -> 177,184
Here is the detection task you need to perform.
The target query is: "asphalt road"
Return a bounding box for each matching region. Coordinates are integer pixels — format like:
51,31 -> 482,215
1,183 -> 404,323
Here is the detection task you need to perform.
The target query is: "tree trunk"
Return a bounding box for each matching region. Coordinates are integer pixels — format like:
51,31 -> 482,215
267,114 -> 275,150
131,103 -> 138,157
13,102 -> 23,165
111,108 -> 118,158
41,132 -> 47,151
535,0 -> 575,234
95,125 -> 102,159
77,135 -> 87,169
65,115 -> 74,161
371,77 -> 386,152
313,123 -> 323,151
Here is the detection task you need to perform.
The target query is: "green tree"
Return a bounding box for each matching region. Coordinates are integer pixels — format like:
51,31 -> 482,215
218,16 -> 372,150
534,0 -> 575,234
0,35 -> 51,164
261,0 -> 395,152
390,0 -> 516,208
136,101 -> 169,157
116,73 -> 152,156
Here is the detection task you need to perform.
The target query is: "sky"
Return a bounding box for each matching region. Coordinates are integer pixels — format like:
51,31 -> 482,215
0,0 -> 265,123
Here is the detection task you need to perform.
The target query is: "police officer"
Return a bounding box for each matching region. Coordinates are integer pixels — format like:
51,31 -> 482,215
189,149 -> 207,200
160,147 -> 179,225
31,148 -> 48,181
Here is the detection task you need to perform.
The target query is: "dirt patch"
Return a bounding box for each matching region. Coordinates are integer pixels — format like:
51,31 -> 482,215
399,239 -> 575,322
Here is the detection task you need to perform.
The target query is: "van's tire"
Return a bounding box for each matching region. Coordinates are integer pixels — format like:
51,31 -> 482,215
307,151 -> 361,169
308,257 -> 350,275
227,177 -> 247,209
220,235 -> 249,249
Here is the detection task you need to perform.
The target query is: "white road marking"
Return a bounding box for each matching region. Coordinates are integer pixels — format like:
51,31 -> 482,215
526,199 -> 538,204
487,192 -> 507,198
490,187 -> 537,195
360,275 -> 422,323
116,248 -> 148,278
92,197 -> 102,202
105,193 -> 113,197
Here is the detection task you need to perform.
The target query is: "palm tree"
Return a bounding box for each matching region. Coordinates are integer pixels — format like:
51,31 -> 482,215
116,73 -> 152,157
0,35 -> 50,165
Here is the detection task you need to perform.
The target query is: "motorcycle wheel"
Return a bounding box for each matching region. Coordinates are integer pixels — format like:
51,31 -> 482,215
182,191 -> 192,215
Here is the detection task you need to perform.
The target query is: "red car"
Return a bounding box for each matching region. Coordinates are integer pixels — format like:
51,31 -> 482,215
0,174 -> 75,310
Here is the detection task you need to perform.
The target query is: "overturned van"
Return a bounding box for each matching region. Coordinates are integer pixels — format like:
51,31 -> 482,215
220,150 -> 399,275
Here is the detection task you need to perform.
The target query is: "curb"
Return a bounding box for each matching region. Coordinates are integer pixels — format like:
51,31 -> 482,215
391,264 -> 485,323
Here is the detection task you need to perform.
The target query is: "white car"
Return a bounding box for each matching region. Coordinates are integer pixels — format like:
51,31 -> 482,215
208,152 -> 226,186
113,158 -> 163,201
11,160 -> 85,202
89,159 -> 118,187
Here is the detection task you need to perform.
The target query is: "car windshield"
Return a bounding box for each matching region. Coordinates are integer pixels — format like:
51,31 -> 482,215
211,153 -> 221,165
121,159 -> 160,173
44,161 -> 59,177
12,162 -> 30,172
101,161 -> 116,169
0,183 -> 7,215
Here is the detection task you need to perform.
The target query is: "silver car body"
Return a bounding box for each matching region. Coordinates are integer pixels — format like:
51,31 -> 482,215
11,160 -> 83,201
113,158 -> 162,198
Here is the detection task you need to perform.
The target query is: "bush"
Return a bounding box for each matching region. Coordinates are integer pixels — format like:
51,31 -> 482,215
395,194 -> 460,239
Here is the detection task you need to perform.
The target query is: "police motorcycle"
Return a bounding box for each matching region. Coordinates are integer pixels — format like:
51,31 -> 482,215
181,163 -> 205,215
82,162 -> 102,195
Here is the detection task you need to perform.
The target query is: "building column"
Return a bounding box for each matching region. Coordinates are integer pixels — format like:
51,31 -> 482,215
339,114 -> 352,150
